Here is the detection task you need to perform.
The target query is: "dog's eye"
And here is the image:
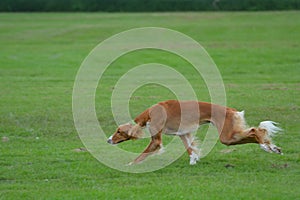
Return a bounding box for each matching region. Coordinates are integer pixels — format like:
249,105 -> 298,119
119,131 -> 127,136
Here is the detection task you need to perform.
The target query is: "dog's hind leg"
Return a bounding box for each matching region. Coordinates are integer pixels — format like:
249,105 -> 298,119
217,111 -> 282,154
258,121 -> 283,154
219,125 -> 283,154
180,133 -> 200,165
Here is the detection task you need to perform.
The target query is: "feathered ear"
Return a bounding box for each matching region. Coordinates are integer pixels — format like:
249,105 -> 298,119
128,125 -> 143,139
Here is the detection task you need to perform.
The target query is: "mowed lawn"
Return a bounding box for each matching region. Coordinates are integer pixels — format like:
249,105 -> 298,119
0,12 -> 299,199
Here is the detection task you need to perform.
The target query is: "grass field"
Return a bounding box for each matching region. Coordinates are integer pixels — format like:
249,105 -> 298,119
1,12 -> 300,199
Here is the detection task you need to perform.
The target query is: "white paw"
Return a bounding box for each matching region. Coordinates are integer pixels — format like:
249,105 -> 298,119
189,151 -> 199,165
260,143 -> 283,155
270,144 -> 283,155
260,144 -> 272,153
126,162 -> 134,166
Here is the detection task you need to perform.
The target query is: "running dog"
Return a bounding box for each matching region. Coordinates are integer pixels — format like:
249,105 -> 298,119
107,100 -> 283,165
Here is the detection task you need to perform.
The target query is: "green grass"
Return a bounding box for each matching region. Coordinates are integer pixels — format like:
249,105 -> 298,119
1,12 -> 300,199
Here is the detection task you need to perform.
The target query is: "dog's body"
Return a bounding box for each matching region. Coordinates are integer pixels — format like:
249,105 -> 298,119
108,100 -> 282,165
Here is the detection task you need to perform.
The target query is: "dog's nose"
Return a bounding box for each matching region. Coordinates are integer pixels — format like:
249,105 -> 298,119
107,135 -> 113,144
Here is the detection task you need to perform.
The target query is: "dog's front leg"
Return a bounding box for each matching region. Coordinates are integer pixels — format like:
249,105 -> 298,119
180,134 -> 200,165
131,134 -> 162,164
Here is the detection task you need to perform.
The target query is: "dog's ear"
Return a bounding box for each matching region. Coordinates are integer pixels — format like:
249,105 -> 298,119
128,125 -> 143,139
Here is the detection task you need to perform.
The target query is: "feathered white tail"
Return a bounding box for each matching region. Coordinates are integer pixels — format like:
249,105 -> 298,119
259,121 -> 283,138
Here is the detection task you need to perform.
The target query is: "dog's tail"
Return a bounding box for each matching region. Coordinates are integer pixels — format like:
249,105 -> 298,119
258,121 -> 283,139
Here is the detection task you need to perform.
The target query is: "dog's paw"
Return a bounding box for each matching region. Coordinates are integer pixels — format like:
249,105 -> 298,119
126,161 -> 134,166
260,143 -> 272,153
189,152 -> 199,165
270,144 -> 283,155
260,143 -> 283,155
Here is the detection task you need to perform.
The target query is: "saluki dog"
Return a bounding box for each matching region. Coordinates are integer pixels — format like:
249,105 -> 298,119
107,100 -> 283,165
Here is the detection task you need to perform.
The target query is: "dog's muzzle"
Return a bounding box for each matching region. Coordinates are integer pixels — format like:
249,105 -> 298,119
107,136 -> 113,144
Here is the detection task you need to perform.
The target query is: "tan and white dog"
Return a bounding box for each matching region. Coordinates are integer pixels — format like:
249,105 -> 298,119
107,100 -> 283,165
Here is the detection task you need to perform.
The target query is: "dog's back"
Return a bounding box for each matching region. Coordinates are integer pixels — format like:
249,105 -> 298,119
134,100 -> 221,135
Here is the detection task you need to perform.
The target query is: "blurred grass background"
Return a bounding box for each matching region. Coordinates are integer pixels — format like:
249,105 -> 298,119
0,12 -> 299,199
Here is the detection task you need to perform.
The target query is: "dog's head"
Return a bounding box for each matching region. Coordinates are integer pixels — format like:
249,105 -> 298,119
107,123 -> 143,145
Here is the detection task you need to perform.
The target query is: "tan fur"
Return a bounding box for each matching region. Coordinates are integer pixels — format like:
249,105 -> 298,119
108,100 -> 282,164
